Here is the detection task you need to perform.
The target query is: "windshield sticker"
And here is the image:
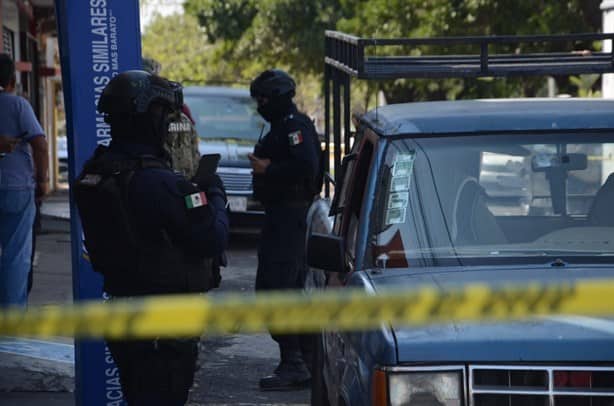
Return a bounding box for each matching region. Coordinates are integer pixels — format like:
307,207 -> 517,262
390,176 -> 410,192
385,153 -> 415,224
385,207 -> 406,224
388,192 -> 409,209
393,153 -> 415,177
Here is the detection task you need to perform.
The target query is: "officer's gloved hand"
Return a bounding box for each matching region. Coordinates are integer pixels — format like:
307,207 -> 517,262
194,174 -> 227,204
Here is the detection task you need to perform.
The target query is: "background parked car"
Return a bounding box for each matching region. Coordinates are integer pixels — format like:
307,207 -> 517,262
56,134 -> 68,183
183,86 -> 269,231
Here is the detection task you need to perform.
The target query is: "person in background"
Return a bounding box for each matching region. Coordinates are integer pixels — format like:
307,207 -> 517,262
142,56 -> 225,287
0,53 -> 49,307
142,56 -> 200,178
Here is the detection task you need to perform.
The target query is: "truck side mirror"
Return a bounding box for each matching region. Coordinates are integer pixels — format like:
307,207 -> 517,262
307,233 -> 345,273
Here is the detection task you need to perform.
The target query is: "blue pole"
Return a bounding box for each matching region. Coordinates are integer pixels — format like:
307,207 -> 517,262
54,1 -> 142,404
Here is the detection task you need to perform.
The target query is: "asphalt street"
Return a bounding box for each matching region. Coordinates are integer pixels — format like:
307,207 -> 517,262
188,234 -> 310,405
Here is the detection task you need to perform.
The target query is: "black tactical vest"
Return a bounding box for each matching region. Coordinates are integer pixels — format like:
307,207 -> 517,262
74,146 -> 215,296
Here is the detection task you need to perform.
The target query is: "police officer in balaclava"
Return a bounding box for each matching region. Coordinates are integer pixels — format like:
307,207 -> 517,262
74,70 -> 229,405
248,69 -> 322,391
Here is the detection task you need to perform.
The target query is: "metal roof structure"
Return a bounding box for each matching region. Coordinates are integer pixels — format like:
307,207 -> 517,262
325,31 -> 614,80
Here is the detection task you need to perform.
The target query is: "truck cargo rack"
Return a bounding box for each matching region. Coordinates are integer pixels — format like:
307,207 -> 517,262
323,31 -> 614,196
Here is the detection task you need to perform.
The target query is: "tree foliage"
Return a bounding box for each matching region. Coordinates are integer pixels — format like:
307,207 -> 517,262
182,0 -> 346,90
334,0 -> 602,103
148,0 -> 603,114
141,13 -> 213,84
184,0 -> 258,43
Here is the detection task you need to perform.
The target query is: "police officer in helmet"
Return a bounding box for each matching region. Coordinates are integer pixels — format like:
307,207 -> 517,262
248,69 -> 321,390
74,70 -> 229,405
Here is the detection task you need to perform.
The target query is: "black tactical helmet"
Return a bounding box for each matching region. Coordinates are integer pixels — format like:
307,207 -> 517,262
250,69 -> 296,99
97,70 -> 183,116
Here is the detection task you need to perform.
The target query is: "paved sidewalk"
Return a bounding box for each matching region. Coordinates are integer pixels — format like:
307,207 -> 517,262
0,189 -> 76,405
40,189 -> 71,221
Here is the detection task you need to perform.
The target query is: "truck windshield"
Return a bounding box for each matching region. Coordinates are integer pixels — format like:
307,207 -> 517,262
371,133 -> 614,267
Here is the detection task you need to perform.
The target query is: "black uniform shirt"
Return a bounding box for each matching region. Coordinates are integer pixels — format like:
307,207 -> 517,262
256,105 -> 320,202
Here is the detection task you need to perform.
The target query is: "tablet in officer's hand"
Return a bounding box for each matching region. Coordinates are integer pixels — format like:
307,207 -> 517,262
194,153 -> 221,183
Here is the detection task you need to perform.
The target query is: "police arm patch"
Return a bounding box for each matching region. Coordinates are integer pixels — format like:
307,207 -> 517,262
185,192 -> 208,209
288,130 -> 303,146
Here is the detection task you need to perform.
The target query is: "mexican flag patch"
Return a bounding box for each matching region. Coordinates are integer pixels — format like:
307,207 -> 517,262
185,192 -> 208,209
288,130 -> 303,146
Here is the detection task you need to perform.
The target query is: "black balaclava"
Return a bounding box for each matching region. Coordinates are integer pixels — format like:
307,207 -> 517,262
109,106 -> 172,158
258,94 -> 294,122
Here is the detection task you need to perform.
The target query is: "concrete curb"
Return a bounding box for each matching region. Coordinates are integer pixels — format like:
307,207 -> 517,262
0,352 -> 74,392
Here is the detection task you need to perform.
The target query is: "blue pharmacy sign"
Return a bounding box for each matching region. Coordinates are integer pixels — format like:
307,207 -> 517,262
54,1 -> 141,404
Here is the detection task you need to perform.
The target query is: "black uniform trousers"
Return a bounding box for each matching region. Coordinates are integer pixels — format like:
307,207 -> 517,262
255,203 -> 313,365
107,337 -> 198,406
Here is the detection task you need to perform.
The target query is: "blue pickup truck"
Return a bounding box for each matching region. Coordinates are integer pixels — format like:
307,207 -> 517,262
307,32 -> 614,406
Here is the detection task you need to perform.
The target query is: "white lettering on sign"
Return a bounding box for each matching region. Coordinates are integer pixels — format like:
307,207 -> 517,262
104,344 -> 123,405
109,14 -> 119,71
91,0 -> 109,74
90,0 -> 121,147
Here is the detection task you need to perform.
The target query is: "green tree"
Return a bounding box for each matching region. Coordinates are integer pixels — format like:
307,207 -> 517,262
335,0 -> 602,102
141,13 -> 214,84
182,0 -> 603,110
184,0 -> 343,76
182,0 -> 345,115
183,0 -> 258,43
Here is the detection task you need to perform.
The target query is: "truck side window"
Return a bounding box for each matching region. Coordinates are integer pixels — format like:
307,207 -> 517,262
332,158 -> 357,235
344,140 -> 374,260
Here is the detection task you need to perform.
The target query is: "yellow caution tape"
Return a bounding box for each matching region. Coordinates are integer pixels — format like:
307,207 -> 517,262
1,278 -> 614,339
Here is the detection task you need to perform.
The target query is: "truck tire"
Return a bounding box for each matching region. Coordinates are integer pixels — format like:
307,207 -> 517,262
310,333 -> 331,406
